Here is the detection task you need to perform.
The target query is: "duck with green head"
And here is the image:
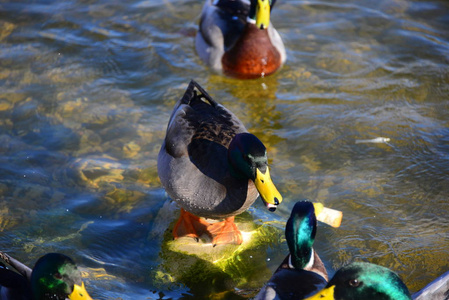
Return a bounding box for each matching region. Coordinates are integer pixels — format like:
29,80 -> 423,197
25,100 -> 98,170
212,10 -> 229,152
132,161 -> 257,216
157,79 -> 282,246
304,262 -> 412,300
0,251 -> 93,300
196,0 -> 286,79
305,262 -> 449,300
255,201 -> 329,299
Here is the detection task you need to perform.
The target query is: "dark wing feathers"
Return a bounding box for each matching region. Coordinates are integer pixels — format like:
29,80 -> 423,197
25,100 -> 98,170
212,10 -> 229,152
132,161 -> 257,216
0,251 -> 32,281
165,80 -> 245,157
0,255 -> 33,299
0,265 -> 29,290
164,105 -> 195,158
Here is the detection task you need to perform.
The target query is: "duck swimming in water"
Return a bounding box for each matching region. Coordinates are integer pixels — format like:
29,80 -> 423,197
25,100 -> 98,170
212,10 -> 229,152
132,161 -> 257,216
303,261 -> 449,300
0,251 -> 93,300
304,262 -> 411,300
157,80 -> 282,246
196,0 -> 286,79
255,201 -> 330,300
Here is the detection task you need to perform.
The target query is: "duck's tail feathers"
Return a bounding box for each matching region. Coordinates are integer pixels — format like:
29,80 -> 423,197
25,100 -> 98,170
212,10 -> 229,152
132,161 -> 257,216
182,79 -> 218,108
0,251 -> 32,281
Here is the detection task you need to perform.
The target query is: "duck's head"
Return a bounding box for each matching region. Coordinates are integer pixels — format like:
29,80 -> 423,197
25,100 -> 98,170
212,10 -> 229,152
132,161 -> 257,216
248,0 -> 277,29
286,201 -> 318,270
31,253 -> 93,300
304,262 -> 412,300
228,132 -> 282,211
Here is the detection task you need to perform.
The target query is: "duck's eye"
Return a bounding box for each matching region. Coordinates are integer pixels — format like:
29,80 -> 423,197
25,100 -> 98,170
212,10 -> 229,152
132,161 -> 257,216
348,279 -> 361,287
53,272 -> 63,280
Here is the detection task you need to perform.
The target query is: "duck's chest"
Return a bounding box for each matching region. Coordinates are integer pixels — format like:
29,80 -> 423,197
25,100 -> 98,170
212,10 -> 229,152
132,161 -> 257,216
222,24 -> 282,79
166,157 -> 260,218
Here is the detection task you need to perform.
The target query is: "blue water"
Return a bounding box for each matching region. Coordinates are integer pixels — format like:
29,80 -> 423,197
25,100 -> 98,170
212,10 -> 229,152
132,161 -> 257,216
0,0 -> 448,298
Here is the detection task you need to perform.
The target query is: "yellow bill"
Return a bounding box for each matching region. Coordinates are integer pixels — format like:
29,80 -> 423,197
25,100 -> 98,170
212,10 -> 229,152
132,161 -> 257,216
304,285 -> 336,300
313,203 -> 343,228
256,0 -> 270,29
255,167 -> 282,211
69,282 -> 93,300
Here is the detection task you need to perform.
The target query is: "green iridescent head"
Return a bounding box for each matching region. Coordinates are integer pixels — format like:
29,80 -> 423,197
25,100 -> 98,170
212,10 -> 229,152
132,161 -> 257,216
285,200 -> 317,269
228,132 -> 282,211
305,262 -> 412,300
31,253 -> 93,300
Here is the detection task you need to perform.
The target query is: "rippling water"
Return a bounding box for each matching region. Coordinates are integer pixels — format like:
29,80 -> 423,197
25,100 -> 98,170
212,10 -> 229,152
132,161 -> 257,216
0,0 -> 448,299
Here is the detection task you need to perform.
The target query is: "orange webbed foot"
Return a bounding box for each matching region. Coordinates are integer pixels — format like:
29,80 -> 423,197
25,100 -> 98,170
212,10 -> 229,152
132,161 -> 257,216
173,208 -> 211,241
207,216 -> 243,246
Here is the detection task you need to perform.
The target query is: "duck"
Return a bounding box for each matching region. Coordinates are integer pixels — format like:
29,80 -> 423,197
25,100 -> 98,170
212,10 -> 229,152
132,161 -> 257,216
304,262 -> 449,300
255,201 -> 329,300
157,79 -> 282,246
195,0 -> 286,79
0,251 -> 93,300
304,262 -> 412,300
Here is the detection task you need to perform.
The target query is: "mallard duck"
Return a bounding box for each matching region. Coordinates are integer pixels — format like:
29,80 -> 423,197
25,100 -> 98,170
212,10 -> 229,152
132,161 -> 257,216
304,262 -> 412,300
0,251 -> 93,300
157,79 -> 282,245
305,262 -> 449,300
255,201 -> 329,300
195,0 -> 286,79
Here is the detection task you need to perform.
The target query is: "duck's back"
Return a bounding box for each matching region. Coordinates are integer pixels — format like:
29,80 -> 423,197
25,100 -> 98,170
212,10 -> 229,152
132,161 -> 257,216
196,0 -> 249,71
163,82 -> 247,156
0,265 -> 32,300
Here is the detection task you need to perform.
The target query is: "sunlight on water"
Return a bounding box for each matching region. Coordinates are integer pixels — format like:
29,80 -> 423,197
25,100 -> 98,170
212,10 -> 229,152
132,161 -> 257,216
0,0 -> 448,298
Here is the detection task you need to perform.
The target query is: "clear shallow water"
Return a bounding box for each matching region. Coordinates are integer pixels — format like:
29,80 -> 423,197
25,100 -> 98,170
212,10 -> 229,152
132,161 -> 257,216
0,0 -> 448,298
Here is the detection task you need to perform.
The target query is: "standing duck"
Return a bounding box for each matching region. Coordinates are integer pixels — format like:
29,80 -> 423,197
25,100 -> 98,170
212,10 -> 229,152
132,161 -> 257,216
195,0 -> 286,79
0,251 -> 93,300
255,201 -> 332,300
157,80 -> 282,246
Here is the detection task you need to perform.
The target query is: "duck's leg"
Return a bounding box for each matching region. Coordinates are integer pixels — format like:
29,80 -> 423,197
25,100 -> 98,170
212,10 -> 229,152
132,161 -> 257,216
173,208 -> 210,241
207,216 -> 243,246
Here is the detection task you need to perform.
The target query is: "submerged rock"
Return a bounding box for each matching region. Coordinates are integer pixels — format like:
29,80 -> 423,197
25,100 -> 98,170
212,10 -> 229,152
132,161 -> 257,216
64,155 -> 126,188
152,202 -> 284,297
